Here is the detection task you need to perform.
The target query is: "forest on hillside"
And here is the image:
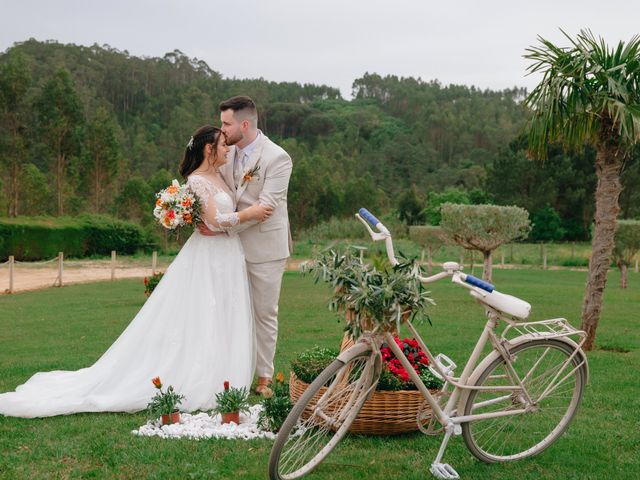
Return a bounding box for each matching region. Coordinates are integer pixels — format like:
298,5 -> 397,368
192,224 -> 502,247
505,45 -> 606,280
1,39 -> 639,241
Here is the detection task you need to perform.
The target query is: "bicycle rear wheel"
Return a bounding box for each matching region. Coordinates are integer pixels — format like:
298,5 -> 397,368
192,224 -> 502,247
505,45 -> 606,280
462,339 -> 587,463
268,346 -> 377,480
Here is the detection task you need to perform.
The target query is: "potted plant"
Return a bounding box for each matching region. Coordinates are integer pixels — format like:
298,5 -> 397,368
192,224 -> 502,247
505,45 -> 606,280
303,249 -> 434,339
147,376 -> 185,425
144,272 -> 164,297
213,381 -> 250,424
257,372 -> 294,432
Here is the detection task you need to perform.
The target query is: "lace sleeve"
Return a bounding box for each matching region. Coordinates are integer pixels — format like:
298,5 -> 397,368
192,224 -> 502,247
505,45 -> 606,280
187,175 -> 240,232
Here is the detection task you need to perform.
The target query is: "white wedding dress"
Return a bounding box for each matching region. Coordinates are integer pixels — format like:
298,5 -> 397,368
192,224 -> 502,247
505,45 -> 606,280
0,174 -> 255,418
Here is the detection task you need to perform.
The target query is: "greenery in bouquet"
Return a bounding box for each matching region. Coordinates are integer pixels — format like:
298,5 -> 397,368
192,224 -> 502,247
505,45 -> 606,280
143,272 -> 164,296
212,381 -> 250,415
146,376 -> 185,418
257,372 -> 294,432
153,179 -> 202,231
303,249 -> 435,339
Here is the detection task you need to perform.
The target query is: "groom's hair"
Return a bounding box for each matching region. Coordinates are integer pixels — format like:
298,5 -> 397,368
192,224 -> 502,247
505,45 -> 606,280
219,96 -> 258,128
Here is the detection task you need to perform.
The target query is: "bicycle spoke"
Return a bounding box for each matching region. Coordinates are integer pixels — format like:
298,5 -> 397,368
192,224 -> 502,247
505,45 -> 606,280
270,352 -> 375,479
462,340 -> 585,462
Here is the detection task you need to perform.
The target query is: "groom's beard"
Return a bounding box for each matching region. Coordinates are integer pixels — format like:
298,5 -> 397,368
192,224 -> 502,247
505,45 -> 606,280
225,131 -> 243,146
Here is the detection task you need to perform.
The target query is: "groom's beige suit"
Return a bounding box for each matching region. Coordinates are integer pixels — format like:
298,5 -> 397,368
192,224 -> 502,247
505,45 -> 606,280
221,131 -> 292,378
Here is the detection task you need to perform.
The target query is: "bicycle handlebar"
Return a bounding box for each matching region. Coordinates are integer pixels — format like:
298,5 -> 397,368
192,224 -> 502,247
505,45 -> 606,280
461,274 -> 494,293
358,208 -> 381,228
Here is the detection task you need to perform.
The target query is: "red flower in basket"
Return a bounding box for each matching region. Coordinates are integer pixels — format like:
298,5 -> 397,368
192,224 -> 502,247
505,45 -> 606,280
380,336 -> 435,385
152,376 -> 162,389
223,380 -> 230,390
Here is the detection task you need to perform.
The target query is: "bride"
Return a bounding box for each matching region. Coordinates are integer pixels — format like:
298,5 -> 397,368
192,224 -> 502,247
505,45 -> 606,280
0,125 -> 271,418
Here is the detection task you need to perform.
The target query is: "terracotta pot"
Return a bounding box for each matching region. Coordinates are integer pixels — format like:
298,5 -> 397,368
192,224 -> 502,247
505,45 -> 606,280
161,410 -> 180,425
221,411 -> 240,424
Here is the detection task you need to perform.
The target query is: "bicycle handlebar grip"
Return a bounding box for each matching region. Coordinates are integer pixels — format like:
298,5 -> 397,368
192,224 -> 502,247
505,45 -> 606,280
359,208 -> 381,227
464,274 -> 495,293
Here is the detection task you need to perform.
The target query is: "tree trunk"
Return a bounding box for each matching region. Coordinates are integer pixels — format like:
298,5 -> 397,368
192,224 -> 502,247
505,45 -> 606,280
57,153 -> 65,216
619,263 -> 628,289
94,155 -> 102,213
482,250 -> 492,282
580,142 -> 624,350
9,161 -> 20,217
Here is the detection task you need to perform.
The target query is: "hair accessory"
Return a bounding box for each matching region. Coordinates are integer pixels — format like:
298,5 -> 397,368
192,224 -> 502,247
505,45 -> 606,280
187,136 -> 194,150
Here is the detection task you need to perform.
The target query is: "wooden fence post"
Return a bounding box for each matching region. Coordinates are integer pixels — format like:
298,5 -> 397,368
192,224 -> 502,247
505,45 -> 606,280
111,251 -> 116,281
152,251 -> 158,275
8,256 -> 14,294
501,251 -> 505,267
56,252 -> 64,287
635,256 -> 639,273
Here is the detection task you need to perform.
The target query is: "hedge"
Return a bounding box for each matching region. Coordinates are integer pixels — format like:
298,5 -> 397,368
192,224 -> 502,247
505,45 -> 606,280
0,215 -> 147,261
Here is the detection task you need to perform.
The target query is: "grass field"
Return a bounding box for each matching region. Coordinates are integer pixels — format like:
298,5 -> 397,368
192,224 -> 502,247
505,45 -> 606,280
0,270 -> 639,479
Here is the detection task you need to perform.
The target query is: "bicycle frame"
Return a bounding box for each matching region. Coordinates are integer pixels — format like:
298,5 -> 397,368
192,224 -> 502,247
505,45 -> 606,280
353,210 -> 588,471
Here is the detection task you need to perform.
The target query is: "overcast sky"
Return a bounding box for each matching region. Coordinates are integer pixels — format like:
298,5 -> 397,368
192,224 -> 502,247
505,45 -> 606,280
1,0 -> 638,98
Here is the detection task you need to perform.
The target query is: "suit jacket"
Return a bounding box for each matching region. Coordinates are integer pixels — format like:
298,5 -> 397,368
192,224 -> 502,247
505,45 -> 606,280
220,131 -> 293,263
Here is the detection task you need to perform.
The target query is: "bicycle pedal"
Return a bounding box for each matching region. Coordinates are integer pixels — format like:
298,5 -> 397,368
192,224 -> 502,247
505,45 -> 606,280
430,463 -> 459,479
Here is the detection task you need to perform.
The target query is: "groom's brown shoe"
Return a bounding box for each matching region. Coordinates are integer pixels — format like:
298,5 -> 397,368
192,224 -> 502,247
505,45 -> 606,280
255,377 -> 272,394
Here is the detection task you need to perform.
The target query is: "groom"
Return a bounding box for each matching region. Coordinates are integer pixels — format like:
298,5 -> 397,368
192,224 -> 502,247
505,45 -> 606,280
200,95 -> 292,393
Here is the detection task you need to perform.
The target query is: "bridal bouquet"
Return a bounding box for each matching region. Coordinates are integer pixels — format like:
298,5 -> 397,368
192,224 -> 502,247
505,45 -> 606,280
153,179 -> 201,230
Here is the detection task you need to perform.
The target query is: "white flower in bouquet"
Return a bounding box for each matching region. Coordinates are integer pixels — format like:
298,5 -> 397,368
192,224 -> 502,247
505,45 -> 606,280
153,179 -> 202,230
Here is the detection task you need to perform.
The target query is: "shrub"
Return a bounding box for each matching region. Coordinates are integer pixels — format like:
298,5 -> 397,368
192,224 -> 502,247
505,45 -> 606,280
291,346 -> 339,384
0,215 -> 146,261
144,272 -> 164,297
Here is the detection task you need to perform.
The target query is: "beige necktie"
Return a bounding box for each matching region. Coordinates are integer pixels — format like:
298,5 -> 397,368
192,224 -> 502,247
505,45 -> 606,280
234,150 -> 245,187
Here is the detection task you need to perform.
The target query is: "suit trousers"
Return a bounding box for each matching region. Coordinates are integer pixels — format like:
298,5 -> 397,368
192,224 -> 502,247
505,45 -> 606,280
246,258 -> 287,378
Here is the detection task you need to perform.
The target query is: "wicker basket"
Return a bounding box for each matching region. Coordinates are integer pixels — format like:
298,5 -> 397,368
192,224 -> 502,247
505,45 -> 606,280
290,330 -> 435,436
289,371 -> 433,435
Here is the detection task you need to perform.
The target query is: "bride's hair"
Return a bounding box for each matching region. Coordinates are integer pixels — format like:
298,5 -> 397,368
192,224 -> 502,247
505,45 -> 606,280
179,125 -> 224,178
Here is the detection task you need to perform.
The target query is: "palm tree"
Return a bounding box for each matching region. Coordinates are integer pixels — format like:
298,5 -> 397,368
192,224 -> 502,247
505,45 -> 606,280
525,30 -> 640,350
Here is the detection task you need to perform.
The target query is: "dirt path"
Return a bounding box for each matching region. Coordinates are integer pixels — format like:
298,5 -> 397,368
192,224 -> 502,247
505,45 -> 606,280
0,256 -> 588,295
0,258 -> 308,294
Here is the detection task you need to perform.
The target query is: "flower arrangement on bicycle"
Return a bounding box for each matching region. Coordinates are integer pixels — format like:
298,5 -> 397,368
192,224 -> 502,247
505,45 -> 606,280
303,249 -> 434,339
380,337 -> 443,390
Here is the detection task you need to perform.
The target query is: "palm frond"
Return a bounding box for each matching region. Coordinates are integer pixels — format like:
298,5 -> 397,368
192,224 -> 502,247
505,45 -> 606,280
525,29 -> 640,159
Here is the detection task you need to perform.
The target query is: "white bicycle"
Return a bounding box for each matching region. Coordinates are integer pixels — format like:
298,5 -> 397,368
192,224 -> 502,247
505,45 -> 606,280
269,208 -> 588,479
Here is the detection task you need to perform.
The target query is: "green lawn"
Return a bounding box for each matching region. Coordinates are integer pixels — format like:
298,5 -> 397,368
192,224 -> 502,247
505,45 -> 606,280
0,270 -> 639,479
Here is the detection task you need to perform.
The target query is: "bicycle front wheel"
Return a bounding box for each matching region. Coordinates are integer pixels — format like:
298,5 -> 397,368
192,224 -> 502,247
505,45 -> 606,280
269,346 -> 377,480
462,339 -> 587,463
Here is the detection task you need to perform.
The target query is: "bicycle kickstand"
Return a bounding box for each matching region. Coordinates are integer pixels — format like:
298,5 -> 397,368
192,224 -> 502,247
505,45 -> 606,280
429,425 -> 460,479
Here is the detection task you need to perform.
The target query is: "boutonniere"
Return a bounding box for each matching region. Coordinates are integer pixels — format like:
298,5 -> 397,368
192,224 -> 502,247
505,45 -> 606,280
241,164 -> 261,186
